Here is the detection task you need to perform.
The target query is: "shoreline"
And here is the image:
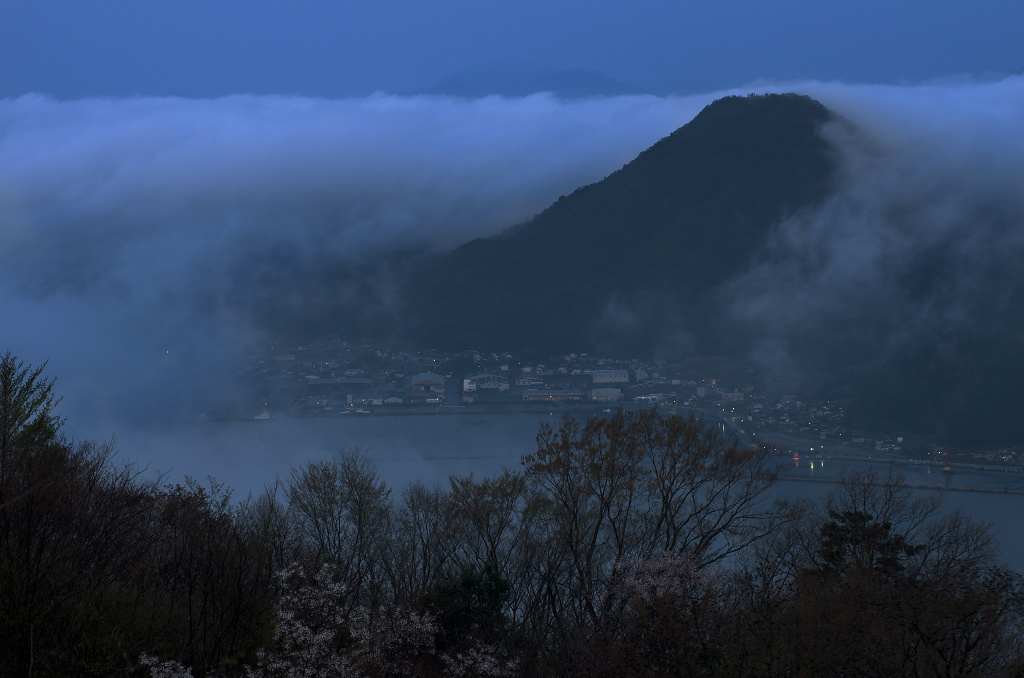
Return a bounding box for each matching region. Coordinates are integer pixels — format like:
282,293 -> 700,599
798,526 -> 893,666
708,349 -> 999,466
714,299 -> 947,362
778,474 -> 1024,495
202,406 -> 1024,478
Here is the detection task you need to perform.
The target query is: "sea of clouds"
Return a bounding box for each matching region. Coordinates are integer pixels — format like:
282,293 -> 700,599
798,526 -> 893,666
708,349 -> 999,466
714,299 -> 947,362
3,77 -> 1024,440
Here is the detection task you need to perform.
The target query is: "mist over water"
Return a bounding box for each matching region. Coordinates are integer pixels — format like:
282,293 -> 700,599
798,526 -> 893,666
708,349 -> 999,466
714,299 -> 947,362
0,91 -> 715,431
3,77 -> 1024,482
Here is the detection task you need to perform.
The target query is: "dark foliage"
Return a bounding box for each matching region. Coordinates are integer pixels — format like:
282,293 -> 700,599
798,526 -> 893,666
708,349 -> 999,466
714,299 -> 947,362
2,354 -> 1023,676
422,565 -> 511,652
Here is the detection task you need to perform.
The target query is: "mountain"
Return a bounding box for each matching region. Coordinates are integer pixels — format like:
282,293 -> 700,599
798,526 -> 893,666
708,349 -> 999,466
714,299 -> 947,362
314,91 -> 1021,447
419,58 -> 642,98
410,93 -> 840,357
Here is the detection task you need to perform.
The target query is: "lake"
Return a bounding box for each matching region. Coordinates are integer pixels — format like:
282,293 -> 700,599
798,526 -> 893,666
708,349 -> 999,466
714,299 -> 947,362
94,410 -> 1024,572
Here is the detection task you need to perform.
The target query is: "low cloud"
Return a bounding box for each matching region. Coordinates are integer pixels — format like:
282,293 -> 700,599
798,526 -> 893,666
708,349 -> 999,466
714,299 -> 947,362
729,76 -> 1024,375
5,78 -> 1024,438
0,91 -> 715,431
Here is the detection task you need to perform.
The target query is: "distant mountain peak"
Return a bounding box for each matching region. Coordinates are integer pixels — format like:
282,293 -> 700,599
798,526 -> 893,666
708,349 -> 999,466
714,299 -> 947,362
411,93 -> 840,356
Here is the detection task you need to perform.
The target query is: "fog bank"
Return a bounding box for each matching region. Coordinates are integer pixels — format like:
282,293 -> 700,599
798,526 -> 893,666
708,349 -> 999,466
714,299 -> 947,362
3,77 -> 1024,440
0,92 -> 715,433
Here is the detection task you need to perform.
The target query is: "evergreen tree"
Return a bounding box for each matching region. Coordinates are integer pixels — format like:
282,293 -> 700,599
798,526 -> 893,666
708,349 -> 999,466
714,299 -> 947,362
0,350 -> 64,481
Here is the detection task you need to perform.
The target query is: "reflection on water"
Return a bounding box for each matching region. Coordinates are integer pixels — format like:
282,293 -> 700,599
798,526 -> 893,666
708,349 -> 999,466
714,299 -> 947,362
780,453 -> 1024,493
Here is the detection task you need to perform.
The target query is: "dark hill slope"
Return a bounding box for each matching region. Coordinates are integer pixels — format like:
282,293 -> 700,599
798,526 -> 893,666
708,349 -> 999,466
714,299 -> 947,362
411,93 -> 840,356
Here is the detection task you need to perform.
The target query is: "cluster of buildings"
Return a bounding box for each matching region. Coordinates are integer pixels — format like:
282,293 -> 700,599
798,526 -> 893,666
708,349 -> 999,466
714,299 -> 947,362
227,342 -> 455,416
205,339 -> 1024,471
229,340 -> 866,443
461,367 -> 632,405
234,342 -> 732,416
295,370 -> 449,413
234,341 -> 796,415
744,396 -> 847,441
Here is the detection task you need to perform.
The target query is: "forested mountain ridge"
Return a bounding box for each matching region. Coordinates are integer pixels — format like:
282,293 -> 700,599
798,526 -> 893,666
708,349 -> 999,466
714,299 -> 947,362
410,93 -> 840,356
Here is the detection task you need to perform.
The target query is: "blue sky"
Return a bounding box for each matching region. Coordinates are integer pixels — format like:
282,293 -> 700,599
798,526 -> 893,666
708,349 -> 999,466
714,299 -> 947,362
2,0 -> 1022,98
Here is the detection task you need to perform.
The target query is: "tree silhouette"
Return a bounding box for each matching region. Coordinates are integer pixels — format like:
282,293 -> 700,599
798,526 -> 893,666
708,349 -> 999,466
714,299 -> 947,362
0,350 -> 64,488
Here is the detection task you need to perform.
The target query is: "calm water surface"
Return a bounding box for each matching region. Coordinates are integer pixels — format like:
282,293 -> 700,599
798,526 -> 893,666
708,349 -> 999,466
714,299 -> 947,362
105,411 -> 1024,572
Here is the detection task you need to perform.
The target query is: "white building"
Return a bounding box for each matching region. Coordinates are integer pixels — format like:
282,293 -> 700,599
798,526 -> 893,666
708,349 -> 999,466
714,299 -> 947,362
592,369 -> 629,384
463,372 -> 510,392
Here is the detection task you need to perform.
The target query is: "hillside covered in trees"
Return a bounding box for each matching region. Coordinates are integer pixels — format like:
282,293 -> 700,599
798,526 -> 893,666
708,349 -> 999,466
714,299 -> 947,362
2,351 -> 1022,677
398,92 -> 1024,447
410,93 -> 838,358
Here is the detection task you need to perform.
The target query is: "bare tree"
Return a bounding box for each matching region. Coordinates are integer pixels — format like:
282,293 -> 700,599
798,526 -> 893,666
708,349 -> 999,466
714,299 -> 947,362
286,448 -> 393,607
522,411 -> 780,629
240,479 -> 303,580
728,468 -> 1024,677
387,480 -> 458,604
0,436 -> 159,675
631,410 -> 781,565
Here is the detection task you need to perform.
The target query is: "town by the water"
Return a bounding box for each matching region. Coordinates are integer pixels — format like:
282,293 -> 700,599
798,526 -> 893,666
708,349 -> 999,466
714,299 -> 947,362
205,339 -> 1024,476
